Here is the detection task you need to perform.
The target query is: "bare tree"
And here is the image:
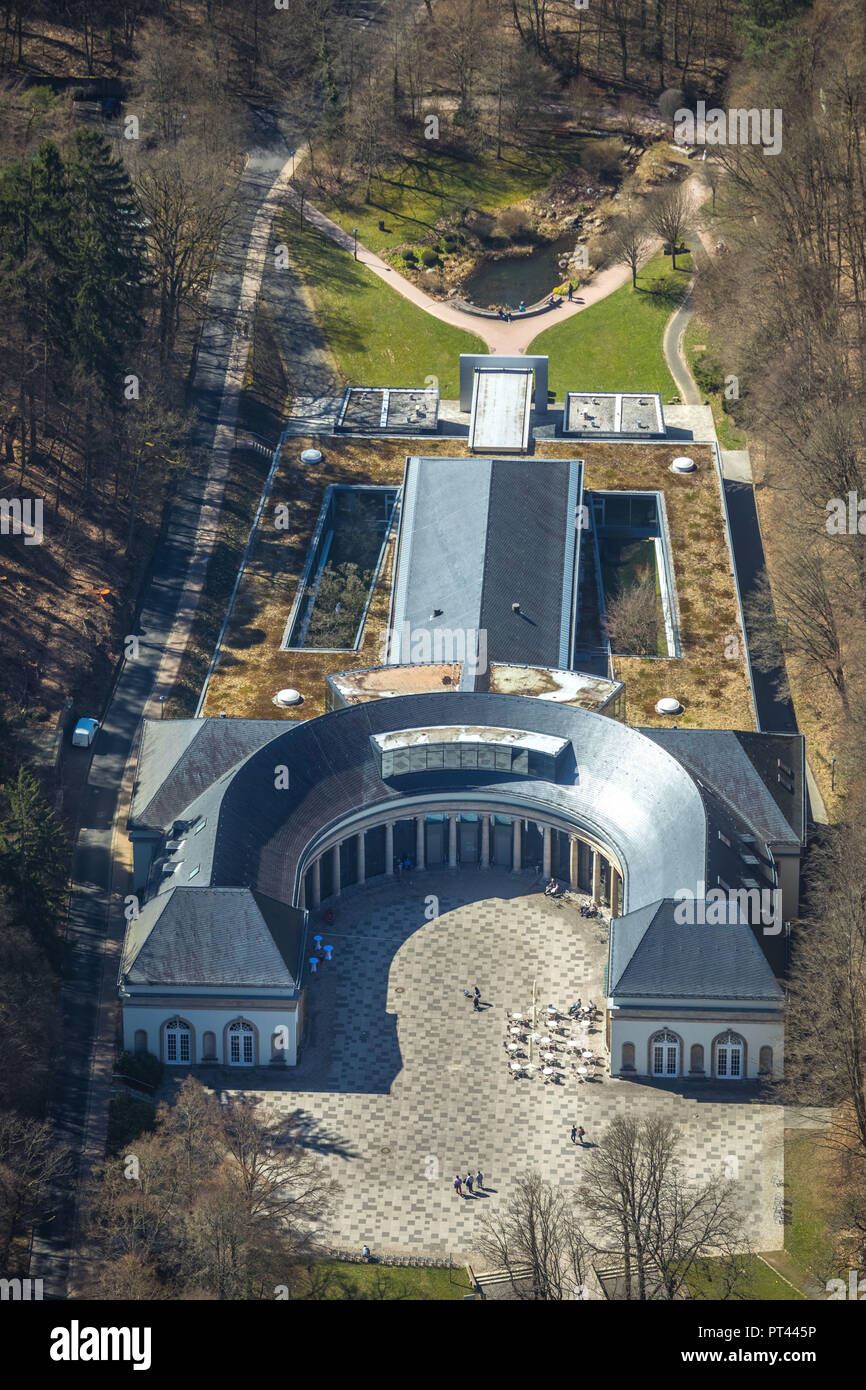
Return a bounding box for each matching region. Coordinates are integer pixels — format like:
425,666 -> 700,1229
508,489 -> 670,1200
607,204 -> 653,288
581,1115 -> 748,1301
646,181 -> 693,270
604,575 -> 658,654
477,1171 -> 591,1300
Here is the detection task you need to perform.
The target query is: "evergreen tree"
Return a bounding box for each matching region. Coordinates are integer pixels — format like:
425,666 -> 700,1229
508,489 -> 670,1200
0,767 -> 68,919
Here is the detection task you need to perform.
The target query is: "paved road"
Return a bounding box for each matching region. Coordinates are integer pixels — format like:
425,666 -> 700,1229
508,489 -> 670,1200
29,116 -> 300,1299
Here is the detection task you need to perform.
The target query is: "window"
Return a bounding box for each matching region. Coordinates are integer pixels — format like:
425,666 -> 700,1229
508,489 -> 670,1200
716,1031 -> 744,1079
651,1030 -> 679,1077
202,1031 -> 217,1062
690,1043 -> 705,1073
165,1019 -> 191,1064
759,1045 -> 773,1075
134,1029 -> 147,1054
621,1042 -> 635,1070
228,1020 -> 255,1066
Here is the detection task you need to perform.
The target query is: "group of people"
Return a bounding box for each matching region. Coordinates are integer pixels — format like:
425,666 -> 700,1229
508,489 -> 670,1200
453,1170 -> 484,1198
579,899 -> 600,918
567,997 -> 596,1020
393,854 -> 413,874
463,985 -> 484,1012
544,877 -> 564,898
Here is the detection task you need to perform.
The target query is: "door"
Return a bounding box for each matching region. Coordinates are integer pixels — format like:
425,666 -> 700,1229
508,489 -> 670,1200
716,1035 -> 743,1078
493,822 -> 512,868
425,820 -> 445,865
651,1033 -> 679,1077
459,819 -> 478,864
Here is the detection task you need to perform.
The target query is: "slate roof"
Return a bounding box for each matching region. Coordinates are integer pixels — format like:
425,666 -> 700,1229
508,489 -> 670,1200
130,701 -> 803,931
122,886 -> 303,988
640,729 -> 805,845
391,457 -> 581,670
129,718 -> 285,832
609,899 -> 783,1001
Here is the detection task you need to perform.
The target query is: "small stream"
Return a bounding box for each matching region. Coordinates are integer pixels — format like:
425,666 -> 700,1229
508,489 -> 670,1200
462,232 -> 579,309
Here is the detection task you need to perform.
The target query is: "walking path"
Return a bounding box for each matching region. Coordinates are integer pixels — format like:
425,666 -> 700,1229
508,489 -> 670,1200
287,187 -> 638,354
29,123 -> 300,1299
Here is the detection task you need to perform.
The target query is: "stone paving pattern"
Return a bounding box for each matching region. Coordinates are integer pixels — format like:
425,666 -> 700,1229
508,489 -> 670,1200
225,870 -> 785,1262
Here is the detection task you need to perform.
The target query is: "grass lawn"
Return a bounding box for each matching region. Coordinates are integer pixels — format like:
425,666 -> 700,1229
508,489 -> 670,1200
319,140 -> 585,255
684,312 -> 748,450
528,251 -> 691,400
299,1260 -> 472,1300
686,1254 -> 804,1301
780,1131 -> 838,1289
278,210 -> 485,396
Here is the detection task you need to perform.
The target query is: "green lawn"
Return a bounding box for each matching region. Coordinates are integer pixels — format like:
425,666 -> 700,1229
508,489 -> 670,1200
686,1254 -> 804,1301
528,251 -> 690,400
301,1260 -> 472,1300
320,140 -> 585,255
782,1131 -> 838,1288
683,312 -> 748,449
279,210 -> 485,396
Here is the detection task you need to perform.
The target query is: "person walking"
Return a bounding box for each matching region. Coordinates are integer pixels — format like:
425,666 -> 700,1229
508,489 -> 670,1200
454,1174 -> 463,1197
571,1124 -> 578,1144
473,993 -> 482,1011
362,1244 -> 371,1261
577,1125 -> 586,1147
475,1169 -> 484,1190
568,281 -> 574,301
465,1171 -> 474,1195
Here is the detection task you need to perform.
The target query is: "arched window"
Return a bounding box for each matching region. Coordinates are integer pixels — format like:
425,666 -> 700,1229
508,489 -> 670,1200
759,1045 -> 773,1076
715,1031 -> 745,1079
134,1029 -> 147,1055
164,1018 -> 191,1064
228,1019 -> 255,1066
202,1031 -> 217,1062
690,1043 -> 705,1074
650,1030 -> 680,1077
621,1042 -> 636,1071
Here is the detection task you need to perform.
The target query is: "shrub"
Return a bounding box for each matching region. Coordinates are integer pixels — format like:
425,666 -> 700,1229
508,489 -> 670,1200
692,353 -> 725,394
420,248 -> 440,267
107,1093 -> 155,1153
581,138 -> 625,183
116,1049 -> 163,1089
401,248 -> 417,264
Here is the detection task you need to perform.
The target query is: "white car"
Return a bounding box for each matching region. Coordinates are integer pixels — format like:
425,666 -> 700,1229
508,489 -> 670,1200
72,717 -> 99,748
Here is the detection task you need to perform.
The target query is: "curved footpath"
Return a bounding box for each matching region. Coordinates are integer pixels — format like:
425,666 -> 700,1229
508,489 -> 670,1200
288,187 -> 638,354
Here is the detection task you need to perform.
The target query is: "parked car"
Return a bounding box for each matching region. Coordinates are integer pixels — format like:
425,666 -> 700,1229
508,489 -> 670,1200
72,717 -> 99,748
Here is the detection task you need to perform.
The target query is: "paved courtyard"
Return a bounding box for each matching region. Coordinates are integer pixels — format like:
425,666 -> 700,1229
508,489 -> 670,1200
226,869 -> 786,1263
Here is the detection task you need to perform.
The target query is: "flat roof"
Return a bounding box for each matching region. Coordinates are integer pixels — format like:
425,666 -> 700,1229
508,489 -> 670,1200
564,392 -> 665,437
336,386 -> 440,433
469,368 -> 534,452
327,661 -> 623,712
390,456 -> 583,671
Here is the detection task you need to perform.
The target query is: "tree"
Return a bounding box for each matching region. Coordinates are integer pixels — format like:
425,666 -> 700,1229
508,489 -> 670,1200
0,766 -> 68,917
477,1171 -> 590,1299
781,823 -> 866,1163
607,204 -> 653,288
646,181 -> 693,269
581,1115 -> 747,1300
603,575 -> 658,655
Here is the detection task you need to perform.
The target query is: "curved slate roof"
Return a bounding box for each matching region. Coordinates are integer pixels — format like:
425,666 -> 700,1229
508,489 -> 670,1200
134,695 -> 716,912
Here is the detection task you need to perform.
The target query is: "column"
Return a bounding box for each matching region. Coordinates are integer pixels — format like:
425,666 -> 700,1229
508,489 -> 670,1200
448,814 -> 458,868
385,822 -> 394,875
480,814 -> 490,868
542,824 -> 552,879
333,840 -> 342,898
569,834 -> 580,890
511,817 -> 522,873
312,858 -> 321,908
299,877 -> 306,911
357,830 -> 366,885
416,815 -> 425,870
611,867 -> 622,917
591,848 -> 601,903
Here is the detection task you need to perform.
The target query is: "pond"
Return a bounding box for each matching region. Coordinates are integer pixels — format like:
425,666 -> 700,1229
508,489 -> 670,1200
462,232 -> 579,310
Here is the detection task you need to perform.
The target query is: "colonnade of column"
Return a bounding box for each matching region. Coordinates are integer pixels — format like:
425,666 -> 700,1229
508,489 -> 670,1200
302,813 -> 622,914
